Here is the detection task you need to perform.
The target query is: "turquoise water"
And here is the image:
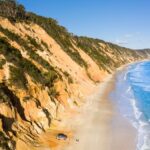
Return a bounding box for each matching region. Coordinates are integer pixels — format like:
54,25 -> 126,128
111,61 -> 150,150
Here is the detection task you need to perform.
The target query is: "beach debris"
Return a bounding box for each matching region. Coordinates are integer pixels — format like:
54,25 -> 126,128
56,133 -> 67,140
76,139 -> 79,142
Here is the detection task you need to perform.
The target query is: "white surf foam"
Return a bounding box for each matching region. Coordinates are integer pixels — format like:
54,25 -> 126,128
113,65 -> 150,150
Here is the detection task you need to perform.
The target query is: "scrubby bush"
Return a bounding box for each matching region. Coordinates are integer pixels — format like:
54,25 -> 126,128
41,40 -> 49,50
48,87 -> 59,98
26,13 -> 87,68
0,38 -> 58,86
9,65 -> 27,89
0,0 -> 26,20
27,36 -> 44,51
0,26 -> 56,72
68,76 -> 73,84
0,59 -> 6,69
74,36 -> 111,70
0,131 -> 16,150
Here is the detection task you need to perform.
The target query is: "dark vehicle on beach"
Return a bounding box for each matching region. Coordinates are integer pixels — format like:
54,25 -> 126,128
56,133 -> 67,140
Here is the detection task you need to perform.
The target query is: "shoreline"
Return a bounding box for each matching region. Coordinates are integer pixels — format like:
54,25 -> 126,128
60,65 -> 138,150
109,71 -> 137,150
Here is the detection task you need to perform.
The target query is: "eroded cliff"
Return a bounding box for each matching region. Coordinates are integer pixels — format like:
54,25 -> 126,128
0,1 -> 150,149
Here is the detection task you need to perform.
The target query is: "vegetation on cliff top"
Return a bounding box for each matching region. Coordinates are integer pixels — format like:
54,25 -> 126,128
0,0 -> 88,68
0,0 -> 149,72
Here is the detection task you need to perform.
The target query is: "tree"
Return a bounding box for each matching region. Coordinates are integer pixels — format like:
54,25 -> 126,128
0,0 -> 26,20
16,4 -> 25,19
0,0 -> 17,18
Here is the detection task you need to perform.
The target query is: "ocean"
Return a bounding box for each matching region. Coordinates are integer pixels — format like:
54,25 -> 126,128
110,61 -> 150,150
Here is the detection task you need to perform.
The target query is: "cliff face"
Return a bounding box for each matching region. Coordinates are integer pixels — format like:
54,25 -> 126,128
0,6 -> 150,150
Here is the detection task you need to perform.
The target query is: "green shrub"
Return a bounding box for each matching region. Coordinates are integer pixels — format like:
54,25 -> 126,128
0,26 -> 57,71
0,87 -> 9,103
0,131 -> 16,150
0,0 -> 26,20
48,87 -> 59,98
0,59 -> 6,69
68,76 -> 73,84
0,38 -> 58,86
63,71 -> 69,77
63,71 -> 73,84
25,13 -> 87,68
27,36 -> 44,51
74,36 -> 111,71
41,40 -> 49,50
43,71 -> 58,87
9,65 -> 27,89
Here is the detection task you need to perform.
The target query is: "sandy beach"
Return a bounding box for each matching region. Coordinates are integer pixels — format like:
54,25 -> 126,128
61,70 -> 137,150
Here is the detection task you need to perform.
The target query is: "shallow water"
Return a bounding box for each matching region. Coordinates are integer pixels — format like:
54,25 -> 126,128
110,61 -> 150,150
